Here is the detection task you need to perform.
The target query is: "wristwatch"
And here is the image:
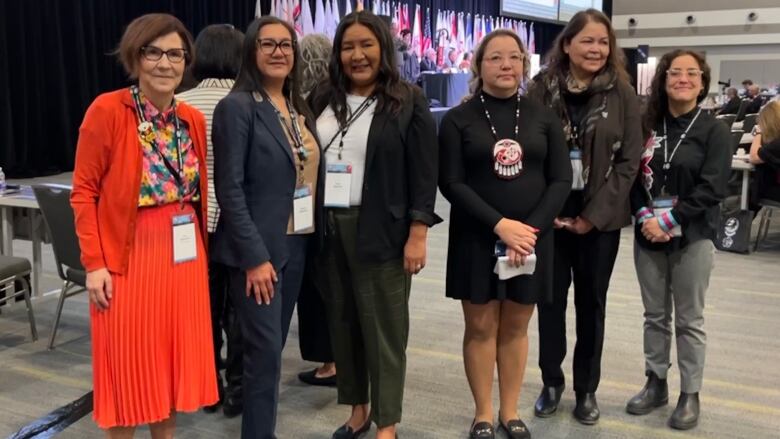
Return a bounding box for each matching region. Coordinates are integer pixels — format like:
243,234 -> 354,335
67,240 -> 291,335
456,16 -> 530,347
752,125 -> 762,136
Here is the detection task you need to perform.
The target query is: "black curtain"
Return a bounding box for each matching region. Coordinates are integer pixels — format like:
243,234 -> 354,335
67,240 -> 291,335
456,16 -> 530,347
1,0 -> 570,178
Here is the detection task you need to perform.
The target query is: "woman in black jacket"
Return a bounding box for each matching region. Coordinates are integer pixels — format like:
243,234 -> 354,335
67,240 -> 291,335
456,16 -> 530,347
527,9 -> 643,424
626,49 -> 730,431
307,11 -> 440,439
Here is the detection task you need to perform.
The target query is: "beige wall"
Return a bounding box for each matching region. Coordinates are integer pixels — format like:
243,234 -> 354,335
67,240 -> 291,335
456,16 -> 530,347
612,1 -> 780,92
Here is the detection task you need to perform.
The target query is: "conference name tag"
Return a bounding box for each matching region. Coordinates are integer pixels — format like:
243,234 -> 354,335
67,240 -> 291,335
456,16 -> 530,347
570,149 -> 585,190
172,213 -> 197,264
292,185 -> 314,233
324,162 -> 352,208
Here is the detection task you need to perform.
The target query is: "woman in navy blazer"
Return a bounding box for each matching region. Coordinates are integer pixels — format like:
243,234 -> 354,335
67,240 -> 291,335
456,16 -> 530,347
211,16 -> 324,439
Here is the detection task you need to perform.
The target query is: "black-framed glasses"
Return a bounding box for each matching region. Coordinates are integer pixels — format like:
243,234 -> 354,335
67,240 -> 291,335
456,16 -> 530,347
140,46 -> 187,63
256,38 -> 294,55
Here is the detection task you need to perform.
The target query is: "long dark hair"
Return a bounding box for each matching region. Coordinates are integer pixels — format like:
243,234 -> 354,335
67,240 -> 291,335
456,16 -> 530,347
468,29 -> 530,96
327,11 -> 410,126
643,49 -> 711,137
541,8 -> 628,84
233,16 -> 309,120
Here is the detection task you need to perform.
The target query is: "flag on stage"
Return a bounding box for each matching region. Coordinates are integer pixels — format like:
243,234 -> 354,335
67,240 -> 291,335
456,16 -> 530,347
465,13 -> 473,51
485,14 -> 492,34
422,7 -> 432,54
325,0 -> 334,37
457,12 -> 465,52
301,0 -> 314,34
345,0 -> 352,15
314,0 -> 326,33
333,0 -> 340,21
528,23 -> 536,54
412,4 -> 422,55
255,0 -> 262,18
372,0 -> 379,14
519,21 -> 527,47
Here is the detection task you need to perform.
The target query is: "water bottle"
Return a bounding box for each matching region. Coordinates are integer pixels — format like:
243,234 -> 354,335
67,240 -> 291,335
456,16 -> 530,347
0,166 -> 6,194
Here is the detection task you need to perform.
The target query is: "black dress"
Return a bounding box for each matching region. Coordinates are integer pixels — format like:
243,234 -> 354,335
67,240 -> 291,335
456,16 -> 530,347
439,92 -> 572,304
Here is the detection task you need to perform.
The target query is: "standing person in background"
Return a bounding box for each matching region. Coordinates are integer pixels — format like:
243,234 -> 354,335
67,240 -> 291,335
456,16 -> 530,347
177,23 -> 245,418
527,8 -> 643,425
296,32 -> 338,388
71,13 -> 217,436
211,16 -> 323,439
439,29 -> 571,439
400,29 -> 420,84
626,49 -> 730,430
308,10 -> 440,439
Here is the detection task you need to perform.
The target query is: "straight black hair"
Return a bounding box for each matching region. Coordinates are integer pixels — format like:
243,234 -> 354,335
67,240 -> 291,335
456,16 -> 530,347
191,24 -> 243,81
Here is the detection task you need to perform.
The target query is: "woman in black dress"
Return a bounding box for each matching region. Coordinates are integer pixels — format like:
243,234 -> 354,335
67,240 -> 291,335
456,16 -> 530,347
439,29 -> 571,439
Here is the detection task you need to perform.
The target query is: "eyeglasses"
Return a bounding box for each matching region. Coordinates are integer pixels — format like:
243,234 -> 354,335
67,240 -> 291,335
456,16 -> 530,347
484,54 -> 525,66
140,46 -> 187,63
667,68 -> 703,79
257,39 -> 295,55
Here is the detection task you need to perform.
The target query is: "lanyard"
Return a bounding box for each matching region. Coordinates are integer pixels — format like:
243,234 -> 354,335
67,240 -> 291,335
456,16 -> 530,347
266,94 -> 308,184
130,85 -> 188,201
662,108 -> 701,170
323,95 -> 377,160
479,90 -> 521,141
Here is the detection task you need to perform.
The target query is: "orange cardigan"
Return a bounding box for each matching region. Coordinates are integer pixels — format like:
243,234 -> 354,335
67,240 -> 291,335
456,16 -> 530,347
71,88 -> 209,274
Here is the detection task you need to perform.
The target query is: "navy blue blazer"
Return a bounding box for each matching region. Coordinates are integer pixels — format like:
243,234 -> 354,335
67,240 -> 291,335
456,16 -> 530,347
211,91 -> 325,270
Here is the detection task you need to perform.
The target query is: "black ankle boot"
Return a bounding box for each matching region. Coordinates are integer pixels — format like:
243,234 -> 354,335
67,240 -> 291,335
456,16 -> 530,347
669,392 -> 699,430
573,392 -> 599,425
626,371 -> 668,415
534,385 -> 564,418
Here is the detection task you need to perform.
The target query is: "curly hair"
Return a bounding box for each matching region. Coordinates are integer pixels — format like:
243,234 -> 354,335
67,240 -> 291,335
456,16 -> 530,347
643,49 -> 711,137
299,33 -> 332,96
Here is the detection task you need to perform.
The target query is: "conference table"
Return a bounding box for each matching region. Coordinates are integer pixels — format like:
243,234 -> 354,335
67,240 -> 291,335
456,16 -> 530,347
420,72 -> 470,107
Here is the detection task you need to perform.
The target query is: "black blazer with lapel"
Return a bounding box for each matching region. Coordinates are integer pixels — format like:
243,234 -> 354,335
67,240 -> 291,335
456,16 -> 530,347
309,84 -> 442,263
211,90 -> 325,270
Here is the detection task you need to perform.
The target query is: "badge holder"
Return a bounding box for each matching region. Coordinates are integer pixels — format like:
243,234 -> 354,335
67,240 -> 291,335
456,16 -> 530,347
324,162 -> 352,208
570,149 -> 585,190
292,184 -> 315,233
172,213 -> 197,264
652,195 -> 682,237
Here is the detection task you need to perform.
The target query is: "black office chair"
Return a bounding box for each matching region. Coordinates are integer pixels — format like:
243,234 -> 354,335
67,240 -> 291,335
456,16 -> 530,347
0,255 -> 38,341
754,199 -> 780,251
731,131 -> 745,154
742,114 -> 759,136
716,114 -> 737,130
31,185 -> 86,349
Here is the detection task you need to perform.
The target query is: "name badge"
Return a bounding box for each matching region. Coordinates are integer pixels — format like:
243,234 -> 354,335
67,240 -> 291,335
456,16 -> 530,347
292,184 -> 314,233
570,149 -> 585,190
172,213 -> 197,264
652,196 -> 682,237
324,162 -> 352,208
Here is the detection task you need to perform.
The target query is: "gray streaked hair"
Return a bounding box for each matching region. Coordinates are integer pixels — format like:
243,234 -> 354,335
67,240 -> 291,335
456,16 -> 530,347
299,33 -> 332,96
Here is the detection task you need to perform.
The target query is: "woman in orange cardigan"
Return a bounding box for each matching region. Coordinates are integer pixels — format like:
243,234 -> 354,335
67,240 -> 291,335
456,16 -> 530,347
70,14 -> 217,436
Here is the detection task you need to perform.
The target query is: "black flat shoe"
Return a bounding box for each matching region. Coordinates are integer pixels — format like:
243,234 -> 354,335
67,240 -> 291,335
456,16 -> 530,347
534,384 -> 564,417
222,394 -> 243,418
573,392 -> 600,425
669,392 -> 699,430
299,368 -> 338,387
469,420 -> 495,439
499,419 -> 531,439
332,419 -> 371,439
626,371 -> 668,415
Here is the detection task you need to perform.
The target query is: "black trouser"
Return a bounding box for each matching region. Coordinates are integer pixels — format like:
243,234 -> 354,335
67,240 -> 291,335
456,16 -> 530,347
229,235 -> 308,439
208,233 -> 243,397
537,228 -> 620,393
296,265 -> 334,363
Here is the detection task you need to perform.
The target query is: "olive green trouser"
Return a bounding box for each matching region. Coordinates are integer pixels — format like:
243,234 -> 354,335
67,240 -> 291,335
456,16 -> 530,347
319,208 -> 411,427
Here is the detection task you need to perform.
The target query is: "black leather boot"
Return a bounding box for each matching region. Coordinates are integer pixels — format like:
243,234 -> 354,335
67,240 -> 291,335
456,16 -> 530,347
573,392 -> 600,425
669,392 -> 699,430
534,385 -> 564,417
626,371 -> 668,415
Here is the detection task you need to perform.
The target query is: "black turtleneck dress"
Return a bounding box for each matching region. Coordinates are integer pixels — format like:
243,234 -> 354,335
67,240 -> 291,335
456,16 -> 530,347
438,92 -> 572,304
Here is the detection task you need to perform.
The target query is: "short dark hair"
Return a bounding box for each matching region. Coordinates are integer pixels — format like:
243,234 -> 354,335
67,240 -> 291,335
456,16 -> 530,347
643,49 -> 711,136
400,29 -> 411,38
191,24 -> 243,81
116,13 -> 194,78
742,79 -> 754,86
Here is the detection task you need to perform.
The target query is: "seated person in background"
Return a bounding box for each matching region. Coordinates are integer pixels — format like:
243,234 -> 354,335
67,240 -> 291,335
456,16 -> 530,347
717,87 -> 741,115
741,79 -> 754,97
420,48 -> 437,72
745,85 -> 764,115
444,48 -> 459,72
749,101 -> 780,203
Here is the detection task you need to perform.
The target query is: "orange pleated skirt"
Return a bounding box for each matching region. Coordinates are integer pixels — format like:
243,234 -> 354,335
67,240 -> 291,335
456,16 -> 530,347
91,203 -> 218,428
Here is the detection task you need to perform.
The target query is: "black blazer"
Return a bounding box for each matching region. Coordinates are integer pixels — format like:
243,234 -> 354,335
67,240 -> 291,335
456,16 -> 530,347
420,58 -> 437,72
309,84 -> 442,262
717,96 -> 741,115
211,91 -> 325,270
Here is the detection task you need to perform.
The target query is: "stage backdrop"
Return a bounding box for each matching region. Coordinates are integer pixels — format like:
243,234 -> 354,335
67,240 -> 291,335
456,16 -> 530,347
0,0 -> 575,178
